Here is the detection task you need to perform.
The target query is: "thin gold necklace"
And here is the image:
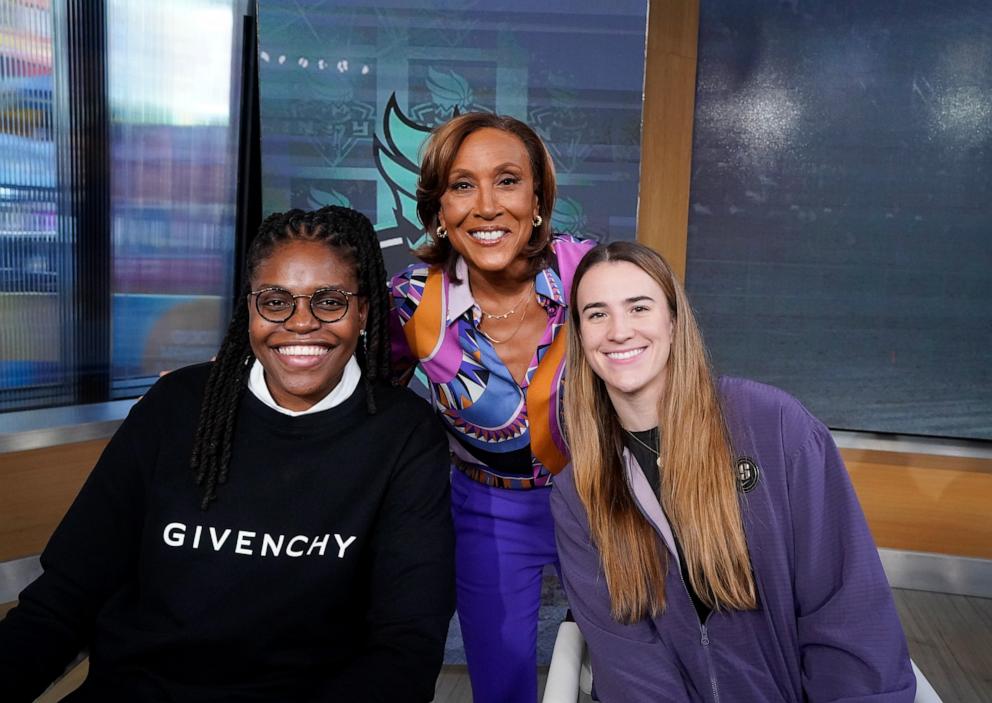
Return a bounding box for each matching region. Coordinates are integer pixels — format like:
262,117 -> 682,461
623,427 -> 661,467
478,282 -> 534,320
478,293 -> 531,344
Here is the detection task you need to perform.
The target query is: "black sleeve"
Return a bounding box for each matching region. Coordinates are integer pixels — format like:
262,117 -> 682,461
0,388 -> 158,701
310,411 -> 454,702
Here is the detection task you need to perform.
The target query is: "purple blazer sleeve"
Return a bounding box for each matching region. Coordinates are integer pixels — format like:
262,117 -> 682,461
788,422 -> 916,702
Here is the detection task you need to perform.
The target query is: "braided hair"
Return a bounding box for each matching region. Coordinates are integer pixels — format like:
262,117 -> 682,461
190,206 -> 390,509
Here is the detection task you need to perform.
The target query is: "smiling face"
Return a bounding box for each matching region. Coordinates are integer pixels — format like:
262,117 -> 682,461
438,127 -> 540,279
576,261 -> 675,426
248,240 -> 367,411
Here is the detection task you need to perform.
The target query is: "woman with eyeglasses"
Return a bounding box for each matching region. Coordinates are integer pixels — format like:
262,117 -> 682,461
551,241 -> 914,701
0,207 -> 454,702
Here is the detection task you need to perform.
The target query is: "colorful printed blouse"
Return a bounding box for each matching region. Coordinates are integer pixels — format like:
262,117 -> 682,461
389,235 -> 594,489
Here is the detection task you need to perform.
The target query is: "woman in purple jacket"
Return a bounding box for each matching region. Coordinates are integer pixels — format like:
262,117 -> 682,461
551,241 -> 915,702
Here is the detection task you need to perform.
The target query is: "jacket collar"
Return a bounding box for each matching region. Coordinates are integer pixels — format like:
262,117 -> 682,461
623,448 -> 682,571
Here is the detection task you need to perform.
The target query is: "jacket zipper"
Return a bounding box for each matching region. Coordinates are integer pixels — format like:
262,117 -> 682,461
699,621 -> 720,703
675,558 -> 720,703
624,463 -> 721,703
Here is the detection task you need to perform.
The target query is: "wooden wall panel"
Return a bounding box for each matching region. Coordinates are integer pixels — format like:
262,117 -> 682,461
2,442 -> 987,565
0,440 -> 106,562
637,0 -> 700,280
843,449 -> 992,560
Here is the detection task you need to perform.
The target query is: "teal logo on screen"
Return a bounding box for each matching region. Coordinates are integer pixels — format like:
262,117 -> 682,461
372,94 -> 432,249
412,67 -> 486,125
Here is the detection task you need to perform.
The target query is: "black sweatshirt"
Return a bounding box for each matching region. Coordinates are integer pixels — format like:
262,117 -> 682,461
0,363 -> 454,702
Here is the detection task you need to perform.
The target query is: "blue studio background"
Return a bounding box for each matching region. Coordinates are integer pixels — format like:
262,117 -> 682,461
686,0 -> 991,440
256,0 -> 648,276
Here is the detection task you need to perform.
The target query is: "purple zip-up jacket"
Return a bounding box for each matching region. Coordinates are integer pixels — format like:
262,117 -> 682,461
551,377 -> 915,702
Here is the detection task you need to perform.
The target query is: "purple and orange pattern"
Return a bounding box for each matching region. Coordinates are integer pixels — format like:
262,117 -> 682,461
389,235 -> 594,487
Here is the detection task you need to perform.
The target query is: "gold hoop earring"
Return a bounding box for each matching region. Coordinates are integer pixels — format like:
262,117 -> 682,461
435,225 -> 447,239
532,215 -> 543,228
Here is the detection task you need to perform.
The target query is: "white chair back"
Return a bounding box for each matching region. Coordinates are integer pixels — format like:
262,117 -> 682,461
542,621 -> 941,703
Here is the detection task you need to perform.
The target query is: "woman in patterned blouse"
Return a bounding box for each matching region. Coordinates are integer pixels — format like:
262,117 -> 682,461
390,112 -> 593,703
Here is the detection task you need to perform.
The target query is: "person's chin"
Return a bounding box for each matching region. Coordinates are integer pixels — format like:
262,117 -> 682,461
600,370 -> 651,398
463,237 -> 525,268
265,353 -> 344,397
275,375 -> 339,408
469,258 -> 507,274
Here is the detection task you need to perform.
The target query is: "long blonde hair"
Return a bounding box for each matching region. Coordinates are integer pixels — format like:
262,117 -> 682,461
564,241 -> 756,623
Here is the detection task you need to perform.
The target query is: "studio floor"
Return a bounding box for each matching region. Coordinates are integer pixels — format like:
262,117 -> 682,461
7,586 -> 990,702
431,586 -> 992,703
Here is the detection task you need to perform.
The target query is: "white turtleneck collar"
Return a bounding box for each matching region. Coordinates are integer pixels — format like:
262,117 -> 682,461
248,356 -> 361,416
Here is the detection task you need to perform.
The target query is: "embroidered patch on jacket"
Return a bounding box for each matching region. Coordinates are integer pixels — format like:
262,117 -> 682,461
735,456 -> 761,493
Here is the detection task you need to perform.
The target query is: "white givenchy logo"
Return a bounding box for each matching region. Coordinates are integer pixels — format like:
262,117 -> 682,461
163,522 -> 357,558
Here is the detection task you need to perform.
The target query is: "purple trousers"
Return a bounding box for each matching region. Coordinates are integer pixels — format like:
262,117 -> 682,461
450,468 -> 559,703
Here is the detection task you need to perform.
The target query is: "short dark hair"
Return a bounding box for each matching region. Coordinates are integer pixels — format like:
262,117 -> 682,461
415,112 -> 557,281
190,206 -> 390,509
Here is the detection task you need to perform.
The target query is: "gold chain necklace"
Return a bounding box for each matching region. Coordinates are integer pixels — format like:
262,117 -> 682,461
623,427 -> 661,468
478,282 -> 534,320
478,293 -> 531,344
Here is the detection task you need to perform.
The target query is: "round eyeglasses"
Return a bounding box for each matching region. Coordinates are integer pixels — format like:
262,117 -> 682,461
249,287 -> 358,324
